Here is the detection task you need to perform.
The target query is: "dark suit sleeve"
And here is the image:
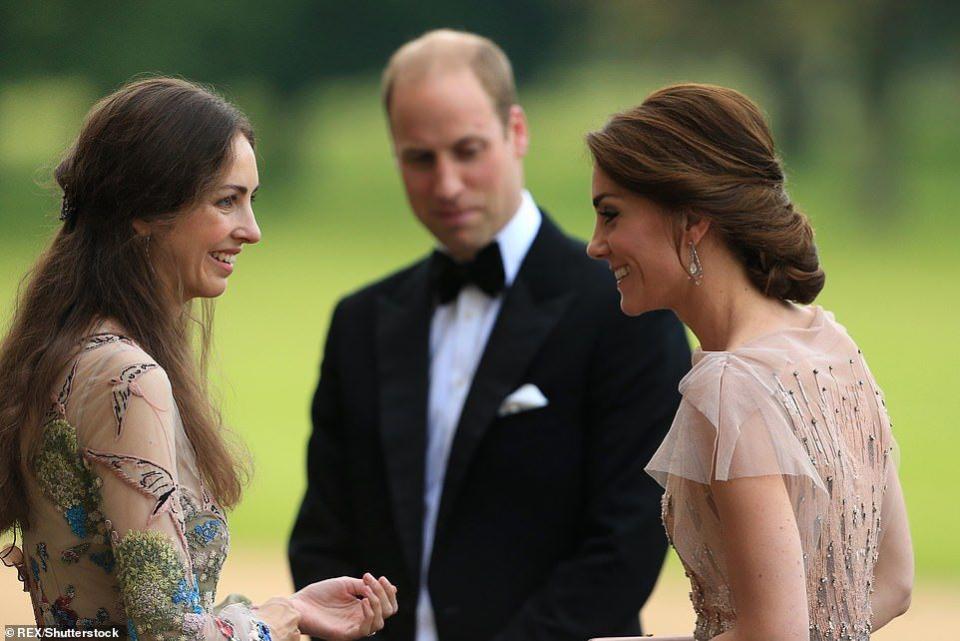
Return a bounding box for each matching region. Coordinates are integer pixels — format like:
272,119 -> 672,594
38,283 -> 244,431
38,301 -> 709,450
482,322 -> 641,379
289,300 -> 360,588
493,308 -> 691,641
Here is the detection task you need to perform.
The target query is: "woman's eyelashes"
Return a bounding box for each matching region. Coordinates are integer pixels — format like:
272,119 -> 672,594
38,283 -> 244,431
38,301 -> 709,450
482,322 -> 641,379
598,208 -> 619,223
216,192 -> 255,210
215,188 -> 257,212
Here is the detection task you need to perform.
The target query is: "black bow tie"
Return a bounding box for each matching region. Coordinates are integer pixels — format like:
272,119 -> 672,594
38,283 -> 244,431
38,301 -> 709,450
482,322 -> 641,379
430,242 -> 506,304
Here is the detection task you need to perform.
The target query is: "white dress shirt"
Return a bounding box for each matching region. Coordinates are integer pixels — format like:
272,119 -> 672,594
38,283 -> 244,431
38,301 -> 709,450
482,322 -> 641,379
415,190 -> 542,641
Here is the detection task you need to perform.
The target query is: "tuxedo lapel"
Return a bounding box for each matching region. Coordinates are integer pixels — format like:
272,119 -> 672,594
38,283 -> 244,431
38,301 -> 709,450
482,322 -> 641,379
376,260 -> 432,581
434,218 -> 575,543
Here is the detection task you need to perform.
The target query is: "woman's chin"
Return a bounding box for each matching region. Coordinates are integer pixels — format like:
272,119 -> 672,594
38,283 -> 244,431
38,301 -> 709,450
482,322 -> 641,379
192,279 -> 228,300
619,294 -> 648,317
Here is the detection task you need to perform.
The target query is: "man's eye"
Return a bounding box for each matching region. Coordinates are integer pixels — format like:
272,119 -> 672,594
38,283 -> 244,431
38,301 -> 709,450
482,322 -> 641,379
456,146 -> 481,160
404,153 -> 434,166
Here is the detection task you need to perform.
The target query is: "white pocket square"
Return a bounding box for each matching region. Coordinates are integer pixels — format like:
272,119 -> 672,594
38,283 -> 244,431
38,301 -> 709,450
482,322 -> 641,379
497,383 -> 548,417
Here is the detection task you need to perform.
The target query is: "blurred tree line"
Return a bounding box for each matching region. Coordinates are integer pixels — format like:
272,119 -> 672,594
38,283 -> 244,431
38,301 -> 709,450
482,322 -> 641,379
584,1 -> 959,219
0,0 -> 584,92
1,0 -> 957,221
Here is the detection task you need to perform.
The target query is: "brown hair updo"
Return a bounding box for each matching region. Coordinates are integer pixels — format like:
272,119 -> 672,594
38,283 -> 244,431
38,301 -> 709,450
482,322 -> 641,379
586,83 -> 825,304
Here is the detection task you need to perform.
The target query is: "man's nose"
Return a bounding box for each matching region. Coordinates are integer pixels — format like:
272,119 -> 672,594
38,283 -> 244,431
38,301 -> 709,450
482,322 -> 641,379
433,157 -> 464,200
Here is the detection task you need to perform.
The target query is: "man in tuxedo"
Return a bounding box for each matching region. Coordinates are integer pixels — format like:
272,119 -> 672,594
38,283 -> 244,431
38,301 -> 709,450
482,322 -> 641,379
289,29 -> 691,641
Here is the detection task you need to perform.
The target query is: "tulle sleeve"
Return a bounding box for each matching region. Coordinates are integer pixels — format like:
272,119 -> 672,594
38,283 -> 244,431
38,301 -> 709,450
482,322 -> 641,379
68,344 -> 276,641
645,352 -> 826,491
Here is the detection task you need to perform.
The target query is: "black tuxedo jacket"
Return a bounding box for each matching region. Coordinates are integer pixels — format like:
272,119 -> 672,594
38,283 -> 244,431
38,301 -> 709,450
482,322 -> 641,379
289,214 -> 691,641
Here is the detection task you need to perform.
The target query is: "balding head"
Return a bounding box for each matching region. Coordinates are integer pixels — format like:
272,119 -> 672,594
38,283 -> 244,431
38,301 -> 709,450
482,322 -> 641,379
382,29 -> 517,127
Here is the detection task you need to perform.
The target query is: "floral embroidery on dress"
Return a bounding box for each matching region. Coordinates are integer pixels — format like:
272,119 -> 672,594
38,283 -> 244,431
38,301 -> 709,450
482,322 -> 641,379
173,576 -> 205,614
77,608 -> 111,629
60,543 -> 90,564
190,520 -> 223,546
33,419 -> 106,543
20,333 -> 262,638
115,529 -> 190,638
183,614 -> 206,640
109,362 -> 161,437
52,585 -> 79,628
214,617 -> 237,641
179,492 -> 229,605
65,506 -> 87,538
254,621 -> 272,641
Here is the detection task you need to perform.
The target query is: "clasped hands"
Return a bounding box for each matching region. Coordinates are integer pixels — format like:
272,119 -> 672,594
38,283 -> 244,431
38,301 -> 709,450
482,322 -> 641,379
260,572 -> 398,641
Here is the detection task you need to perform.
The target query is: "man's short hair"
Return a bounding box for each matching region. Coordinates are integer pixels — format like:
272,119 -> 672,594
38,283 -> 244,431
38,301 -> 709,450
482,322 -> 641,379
382,29 -> 518,127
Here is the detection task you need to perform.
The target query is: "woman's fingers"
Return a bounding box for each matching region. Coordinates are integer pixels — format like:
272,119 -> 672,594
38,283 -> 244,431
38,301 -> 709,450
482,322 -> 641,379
378,576 -> 398,614
359,597 -> 374,637
363,583 -> 384,630
364,573 -> 393,617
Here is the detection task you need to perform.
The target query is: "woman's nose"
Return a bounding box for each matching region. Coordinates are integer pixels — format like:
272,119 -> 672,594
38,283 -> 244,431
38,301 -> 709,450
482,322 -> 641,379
237,207 -> 262,245
586,234 -> 608,260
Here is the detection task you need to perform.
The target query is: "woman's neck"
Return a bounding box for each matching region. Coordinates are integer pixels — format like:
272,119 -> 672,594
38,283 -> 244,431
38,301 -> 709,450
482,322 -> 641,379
89,316 -> 123,336
674,259 -> 805,353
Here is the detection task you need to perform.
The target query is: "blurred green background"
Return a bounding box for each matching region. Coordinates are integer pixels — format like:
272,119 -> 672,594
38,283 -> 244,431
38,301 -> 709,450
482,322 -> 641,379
1,1 -> 957,583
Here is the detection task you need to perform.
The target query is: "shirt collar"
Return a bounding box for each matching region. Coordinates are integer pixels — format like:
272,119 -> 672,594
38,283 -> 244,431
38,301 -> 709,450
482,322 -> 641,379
494,189 -> 541,287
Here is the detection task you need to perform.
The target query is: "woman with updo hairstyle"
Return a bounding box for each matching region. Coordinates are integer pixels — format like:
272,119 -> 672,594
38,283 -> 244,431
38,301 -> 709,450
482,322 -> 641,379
586,84 -> 912,640
0,77 -> 397,640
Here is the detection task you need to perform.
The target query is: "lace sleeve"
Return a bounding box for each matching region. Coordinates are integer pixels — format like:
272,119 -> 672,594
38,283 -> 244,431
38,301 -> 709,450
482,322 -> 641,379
73,348 -> 270,641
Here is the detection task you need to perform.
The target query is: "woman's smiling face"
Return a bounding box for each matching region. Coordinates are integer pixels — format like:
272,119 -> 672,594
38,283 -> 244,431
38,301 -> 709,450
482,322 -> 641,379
154,134 -> 261,302
586,166 -> 688,316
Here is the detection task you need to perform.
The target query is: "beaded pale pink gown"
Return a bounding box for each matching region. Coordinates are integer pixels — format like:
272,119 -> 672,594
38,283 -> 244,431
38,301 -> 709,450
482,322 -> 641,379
646,306 -> 897,641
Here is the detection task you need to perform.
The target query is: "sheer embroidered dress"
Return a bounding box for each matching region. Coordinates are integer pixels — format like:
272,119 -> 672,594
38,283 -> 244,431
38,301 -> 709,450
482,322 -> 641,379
646,307 -> 897,641
19,333 -> 268,640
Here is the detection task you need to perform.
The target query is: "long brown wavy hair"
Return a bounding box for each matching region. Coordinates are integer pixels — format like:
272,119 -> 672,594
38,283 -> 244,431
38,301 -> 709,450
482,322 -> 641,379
587,83 -> 825,304
0,77 -> 252,533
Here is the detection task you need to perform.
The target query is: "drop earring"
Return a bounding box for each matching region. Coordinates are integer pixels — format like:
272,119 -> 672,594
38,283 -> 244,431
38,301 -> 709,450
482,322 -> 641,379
687,240 -> 703,285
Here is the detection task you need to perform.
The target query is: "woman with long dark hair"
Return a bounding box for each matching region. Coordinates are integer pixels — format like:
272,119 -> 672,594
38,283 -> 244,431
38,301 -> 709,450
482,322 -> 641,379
586,84 -> 913,640
0,77 -> 396,640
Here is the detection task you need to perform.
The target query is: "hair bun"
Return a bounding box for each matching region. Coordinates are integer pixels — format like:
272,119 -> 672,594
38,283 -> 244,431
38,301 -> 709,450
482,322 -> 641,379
756,207 -> 825,304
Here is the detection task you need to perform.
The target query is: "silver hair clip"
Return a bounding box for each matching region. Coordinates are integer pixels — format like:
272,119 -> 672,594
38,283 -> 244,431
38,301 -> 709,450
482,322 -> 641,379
59,195 -> 77,222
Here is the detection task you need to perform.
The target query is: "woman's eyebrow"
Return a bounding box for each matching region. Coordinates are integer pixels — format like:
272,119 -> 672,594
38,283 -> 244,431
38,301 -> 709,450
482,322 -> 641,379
220,184 -> 259,194
592,193 -> 614,207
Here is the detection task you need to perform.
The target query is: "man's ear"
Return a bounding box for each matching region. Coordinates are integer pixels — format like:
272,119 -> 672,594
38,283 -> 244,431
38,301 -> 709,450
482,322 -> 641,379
507,105 -> 529,158
132,219 -> 152,237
